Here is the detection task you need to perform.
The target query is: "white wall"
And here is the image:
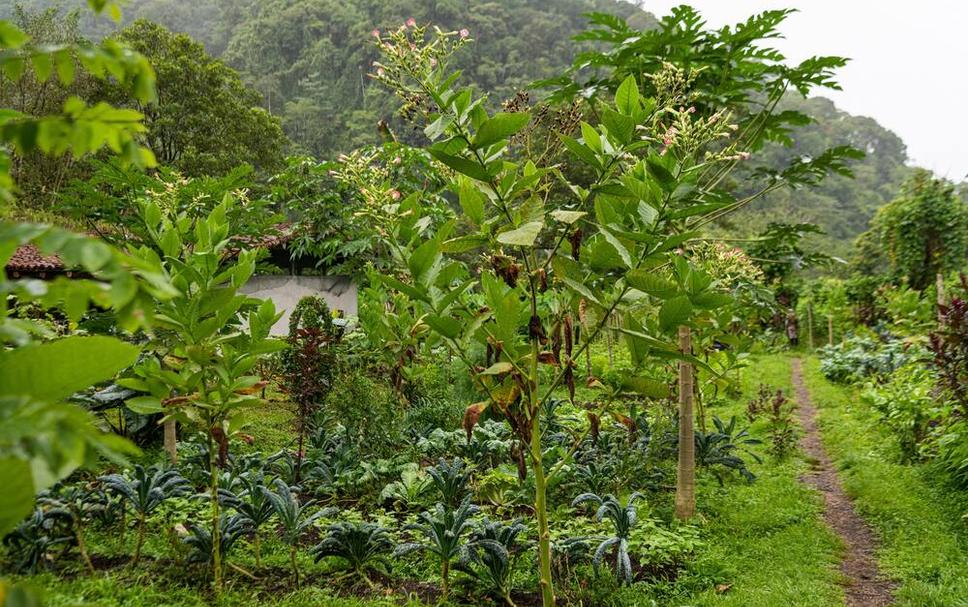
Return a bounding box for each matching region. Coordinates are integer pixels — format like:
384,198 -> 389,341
240,275 -> 357,335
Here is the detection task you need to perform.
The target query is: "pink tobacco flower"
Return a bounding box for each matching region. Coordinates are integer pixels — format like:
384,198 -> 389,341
371,29 -> 381,38
390,189 -> 402,200
406,18 -> 417,27
459,28 -> 470,39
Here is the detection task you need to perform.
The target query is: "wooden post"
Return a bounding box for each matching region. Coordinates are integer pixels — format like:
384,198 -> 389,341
937,272 -> 946,324
827,315 -> 833,347
163,418 -> 177,464
807,302 -> 815,350
675,326 -> 695,520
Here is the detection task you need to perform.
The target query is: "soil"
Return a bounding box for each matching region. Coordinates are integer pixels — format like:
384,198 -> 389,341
791,358 -> 896,607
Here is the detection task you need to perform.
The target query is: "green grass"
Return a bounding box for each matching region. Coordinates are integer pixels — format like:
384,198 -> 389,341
679,355 -> 843,607
801,356 -> 968,607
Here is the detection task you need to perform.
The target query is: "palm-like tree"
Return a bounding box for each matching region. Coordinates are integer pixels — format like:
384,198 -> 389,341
261,479 -> 326,587
396,498 -> 478,599
100,465 -> 191,564
459,518 -> 527,606
183,513 -> 252,568
38,484 -> 104,574
427,458 -> 472,509
311,521 -> 393,588
218,471 -> 276,567
571,492 -> 645,585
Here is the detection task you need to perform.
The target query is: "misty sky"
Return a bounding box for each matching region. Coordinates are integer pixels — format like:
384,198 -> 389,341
641,1 -> 967,181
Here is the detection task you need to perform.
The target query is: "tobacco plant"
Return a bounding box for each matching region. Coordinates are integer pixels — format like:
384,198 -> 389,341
365,14 -> 856,606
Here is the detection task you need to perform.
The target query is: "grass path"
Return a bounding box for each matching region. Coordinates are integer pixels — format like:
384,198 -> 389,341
791,358 -> 894,606
799,356 -> 968,607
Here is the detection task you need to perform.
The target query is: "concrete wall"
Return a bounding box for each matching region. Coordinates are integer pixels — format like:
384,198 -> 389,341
240,275 -> 357,335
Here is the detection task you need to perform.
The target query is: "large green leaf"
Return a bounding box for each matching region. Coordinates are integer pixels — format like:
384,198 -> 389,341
615,75 -> 640,116
458,177 -> 485,225
472,112 -> 530,149
550,209 -> 587,225
425,315 -> 462,339
622,377 -> 670,399
0,458 -> 34,538
560,277 -> 602,307
626,270 -> 678,299
0,336 -> 139,402
407,239 -> 441,285
429,149 -> 492,182
658,296 -> 693,332
496,221 -> 543,247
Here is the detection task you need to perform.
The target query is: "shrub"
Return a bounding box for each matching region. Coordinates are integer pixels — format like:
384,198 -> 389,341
861,365 -> 940,461
819,335 -> 917,383
280,295 -> 343,482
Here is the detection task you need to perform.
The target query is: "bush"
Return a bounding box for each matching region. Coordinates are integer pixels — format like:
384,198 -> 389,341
324,371 -> 400,454
818,335 -> 919,383
861,364 -> 941,461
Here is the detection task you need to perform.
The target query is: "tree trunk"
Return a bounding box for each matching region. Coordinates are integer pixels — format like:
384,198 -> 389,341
675,326 -> 695,520
827,315 -> 833,346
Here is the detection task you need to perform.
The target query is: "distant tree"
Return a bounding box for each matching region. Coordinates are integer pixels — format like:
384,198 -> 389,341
867,170 -> 968,290
95,20 -> 288,176
0,6 -> 97,212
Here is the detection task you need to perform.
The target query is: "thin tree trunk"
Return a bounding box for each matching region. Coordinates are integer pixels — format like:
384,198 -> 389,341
75,521 -> 95,574
132,515 -> 146,565
530,334 -> 555,607
937,272 -> 946,324
827,315 -> 833,346
807,302 -> 815,350
675,326 -> 695,520
210,439 -> 223,594
441,559 -> 450,599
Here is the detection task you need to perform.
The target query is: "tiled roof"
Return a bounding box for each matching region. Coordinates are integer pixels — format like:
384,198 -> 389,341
6,243 -> 65,274
5,224 -> 296,275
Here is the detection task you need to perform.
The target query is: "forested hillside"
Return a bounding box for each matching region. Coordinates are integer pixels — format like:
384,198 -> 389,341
729,96 -> 912,260
3,0 -> 913,252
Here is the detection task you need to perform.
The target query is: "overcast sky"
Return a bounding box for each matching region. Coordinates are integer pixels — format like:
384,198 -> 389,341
640,1 -> 967,181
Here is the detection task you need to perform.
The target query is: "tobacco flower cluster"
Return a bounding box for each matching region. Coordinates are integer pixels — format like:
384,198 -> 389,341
370,22 -> 470,122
